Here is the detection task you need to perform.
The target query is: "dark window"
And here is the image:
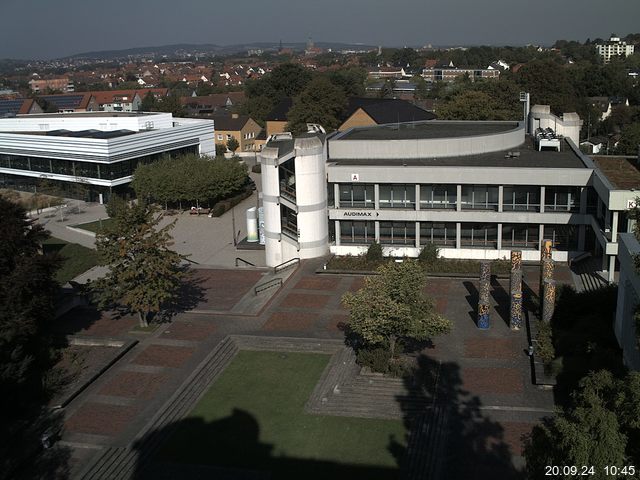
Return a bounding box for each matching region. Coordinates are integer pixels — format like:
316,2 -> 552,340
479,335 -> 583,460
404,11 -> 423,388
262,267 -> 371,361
544,187 -> 580,212
460,223 -> 498,248
420,185 -> 456,209
340,221 -> 375,244
503,186 -> 540,211
379,221 -> 415,245
461,185 -> 499,211
339,183 -> 374,208
502,224 -> 540,249
420,222 -> 456,246
544,225 -> 579,251
379,184 -> 416,209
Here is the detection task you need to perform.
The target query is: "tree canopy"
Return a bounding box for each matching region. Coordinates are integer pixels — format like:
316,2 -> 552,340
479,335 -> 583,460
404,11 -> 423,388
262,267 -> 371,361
286,76 -> 347,134
93,201 -> 185,327
342,261 -> 452,357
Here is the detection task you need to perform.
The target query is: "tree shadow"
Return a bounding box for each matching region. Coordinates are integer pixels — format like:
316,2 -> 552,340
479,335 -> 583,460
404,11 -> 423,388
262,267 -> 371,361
156,268 -> 207,322
462,280 -> 479,326
391,354 -> 524,480
131,408 -> 398,480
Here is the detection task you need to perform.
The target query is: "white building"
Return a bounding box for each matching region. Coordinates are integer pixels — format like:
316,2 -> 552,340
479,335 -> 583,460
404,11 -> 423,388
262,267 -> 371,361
0,111 -> 215,202
596,34 -> 635,63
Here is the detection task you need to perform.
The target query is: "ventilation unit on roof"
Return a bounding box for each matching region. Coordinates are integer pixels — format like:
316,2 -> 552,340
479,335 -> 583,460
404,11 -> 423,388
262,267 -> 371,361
266,132 -> 293,143
504,151 -> 521,158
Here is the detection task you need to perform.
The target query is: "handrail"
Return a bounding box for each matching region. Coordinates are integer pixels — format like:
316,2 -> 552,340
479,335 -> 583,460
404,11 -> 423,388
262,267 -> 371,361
235,257 -> 256,267
254,277 -> 283,295
273,257 -> 300,274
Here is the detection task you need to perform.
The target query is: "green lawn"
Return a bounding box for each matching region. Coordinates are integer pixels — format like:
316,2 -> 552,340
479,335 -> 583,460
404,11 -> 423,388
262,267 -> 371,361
73,218 -> 114,234
159,351 -> 405,479
42,237 -> 99,284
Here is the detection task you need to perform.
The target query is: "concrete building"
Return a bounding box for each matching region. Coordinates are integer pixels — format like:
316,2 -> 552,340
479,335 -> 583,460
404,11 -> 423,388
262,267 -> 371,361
257,107 -> 637,283
614,233 -> 640,371
28,77 -> 74,93
212,114 -> 262,153
0,111 -> 215,202
421,65 -> 500,83
596,34 -> 635,63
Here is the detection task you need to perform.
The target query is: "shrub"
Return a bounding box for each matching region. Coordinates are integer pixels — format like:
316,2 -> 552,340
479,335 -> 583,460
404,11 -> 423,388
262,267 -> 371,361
418,242 -> 439,265
357,347 -> 391,373
211,204 -> 226,217
535,321 -> 555,366
366,241 -> 383,262
251,164 -> 262,174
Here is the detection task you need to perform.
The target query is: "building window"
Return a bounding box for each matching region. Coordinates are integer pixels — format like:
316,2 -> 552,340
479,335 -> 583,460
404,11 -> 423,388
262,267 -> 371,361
339,183 -> 374,208
279,158 -> 296,201
420,222 -> 456,246
503,186 -> 540,211
226,134 -> 232,141
502,224 -> 539,249
544,225 -> 579,251
281,205 -> 298,239
379,184 -> 416,209
420,185 -> 456,209
327,184 -> 335,207
544,187 -> 580,212
379,221 -> 415,245
340,221 -> 375,244
461,185 -> 499,211
460,223 -> 498,248
217,134 -> 223,140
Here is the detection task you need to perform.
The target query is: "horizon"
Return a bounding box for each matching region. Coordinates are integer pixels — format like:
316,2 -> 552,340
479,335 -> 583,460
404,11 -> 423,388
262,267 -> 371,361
1,0 -> 638,60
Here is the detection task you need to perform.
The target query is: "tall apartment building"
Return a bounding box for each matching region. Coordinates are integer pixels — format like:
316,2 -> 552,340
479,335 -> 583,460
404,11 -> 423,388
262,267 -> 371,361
596,34 -> 635,63
28,77 -> 74,93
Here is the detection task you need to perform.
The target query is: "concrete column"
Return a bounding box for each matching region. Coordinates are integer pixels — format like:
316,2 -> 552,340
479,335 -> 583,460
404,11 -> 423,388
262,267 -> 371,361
540,186 -> 545,213
456,185 -> 462,212
498,185 -> 504,213
608,256 -> 615,283
415,221 -> 420,248
415,184 -> 421,211
578,225 -> 586,251
334,184 -> 340,208
335,220 -> 341,246
579,187 -> 587,215
374,184 -> 380,210
456,222 -> 461,249
612,211 -> 619,243
497,223 -> 502,250
538,224 -> 545,251
375,221 -> 380,242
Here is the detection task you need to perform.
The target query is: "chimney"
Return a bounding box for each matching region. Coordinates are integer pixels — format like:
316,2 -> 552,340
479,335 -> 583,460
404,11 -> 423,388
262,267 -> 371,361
232,113 -> 239,119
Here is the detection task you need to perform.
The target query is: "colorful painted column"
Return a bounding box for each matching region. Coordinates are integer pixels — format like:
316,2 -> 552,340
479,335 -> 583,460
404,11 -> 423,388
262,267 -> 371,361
539,239 -> 553,297
510,268 -> 523,330
478,261 -> 491,329
510,249 -> 522,271
542,279 -> 556,323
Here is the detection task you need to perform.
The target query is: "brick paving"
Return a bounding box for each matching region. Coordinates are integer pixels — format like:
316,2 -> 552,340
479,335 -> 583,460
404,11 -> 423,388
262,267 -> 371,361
52,307 -> 137,337
280,292 -> 331,308
263,311 -> 320,331
464,338 -> 520,359
190,269 -> 264,311
159,319 -> 216,341
131,344 -> 195,368
294,276 -> 340,290
66,402 -> 139,437
462,367 -> 524,394
99,371 -> 168,399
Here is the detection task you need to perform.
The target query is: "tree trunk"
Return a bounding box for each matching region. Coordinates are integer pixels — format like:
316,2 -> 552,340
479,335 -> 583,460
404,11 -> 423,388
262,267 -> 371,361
389,335 -> 397,358
138,311 -> 148,328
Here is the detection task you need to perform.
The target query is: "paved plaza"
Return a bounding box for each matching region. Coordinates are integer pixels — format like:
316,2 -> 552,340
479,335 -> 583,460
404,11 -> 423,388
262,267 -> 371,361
54,259 -> 569,479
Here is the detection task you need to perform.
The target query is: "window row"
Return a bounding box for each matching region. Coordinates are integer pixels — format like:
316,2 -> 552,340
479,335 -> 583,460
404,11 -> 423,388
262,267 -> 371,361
0,146 -> 197,181
338,221 -> 580,250
334,183 -> 581,212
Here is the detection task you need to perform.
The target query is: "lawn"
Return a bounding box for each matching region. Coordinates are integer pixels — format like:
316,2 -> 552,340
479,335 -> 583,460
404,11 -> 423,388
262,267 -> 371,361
73,218 -> 114,234
42,237 -> 99,284
159,351 -> 405,479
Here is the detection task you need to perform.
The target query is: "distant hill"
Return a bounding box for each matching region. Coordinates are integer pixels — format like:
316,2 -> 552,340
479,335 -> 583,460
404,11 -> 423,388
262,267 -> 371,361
61,41 -> 379,61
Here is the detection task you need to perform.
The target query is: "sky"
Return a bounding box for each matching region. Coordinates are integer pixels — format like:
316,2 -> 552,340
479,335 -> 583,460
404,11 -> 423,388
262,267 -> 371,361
1,0 -> 639,59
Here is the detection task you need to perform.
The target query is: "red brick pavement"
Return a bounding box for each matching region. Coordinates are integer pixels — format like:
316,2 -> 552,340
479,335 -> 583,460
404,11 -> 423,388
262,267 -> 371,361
294,277 -> 340,291
160,320 -> 216,341
348,277 -> 365,292
131,345 -> 195,368
462,367 -> 524,394
464,338 -> 520,359
263,311 -> 319,331
191,269 -> 263,311
280,293 -> 330,309
495,421 -> 534,456
328,314 -> 350,333
99,371 -> 168,399
51,307 -> 137,337
65,403 -> 139,436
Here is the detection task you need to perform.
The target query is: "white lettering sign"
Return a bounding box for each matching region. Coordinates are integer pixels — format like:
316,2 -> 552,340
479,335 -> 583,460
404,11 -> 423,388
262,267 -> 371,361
628,199 -> 637,209
351,173 -> 360,182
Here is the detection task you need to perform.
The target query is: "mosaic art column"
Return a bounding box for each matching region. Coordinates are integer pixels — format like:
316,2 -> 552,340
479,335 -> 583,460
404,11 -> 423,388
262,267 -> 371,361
510,267 -> 523,330
478,261 -> 491,329
539,239 -> 552,298
542,279 -> 556,323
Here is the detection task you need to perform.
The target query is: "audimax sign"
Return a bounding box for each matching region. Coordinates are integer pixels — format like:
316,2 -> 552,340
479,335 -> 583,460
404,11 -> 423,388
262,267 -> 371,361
342,211 -> 379,217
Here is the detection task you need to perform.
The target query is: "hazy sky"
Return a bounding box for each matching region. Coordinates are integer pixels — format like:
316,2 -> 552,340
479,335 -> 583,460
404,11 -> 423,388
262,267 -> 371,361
2,0 -> 639,59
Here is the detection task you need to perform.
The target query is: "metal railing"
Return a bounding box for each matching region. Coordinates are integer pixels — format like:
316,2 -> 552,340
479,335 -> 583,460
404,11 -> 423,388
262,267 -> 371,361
254,277 -> 283,295
273,257 -> 300,274
235,257 -> 256,267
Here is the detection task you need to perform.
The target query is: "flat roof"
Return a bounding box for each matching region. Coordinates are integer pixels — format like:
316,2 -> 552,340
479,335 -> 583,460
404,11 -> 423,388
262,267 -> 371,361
15,112 -> 160,119
338,121 -> 520,141
330,137 -> 586,169
0,129 -> 140,139
593,156 -> 640,190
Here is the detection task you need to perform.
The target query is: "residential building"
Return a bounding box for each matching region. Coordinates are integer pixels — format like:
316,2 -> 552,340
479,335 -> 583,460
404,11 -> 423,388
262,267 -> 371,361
36,93 -> 99,113
28,76 -> 74,93
422,64 -> 500,82
596,34 -> 635,63
181,93 -> 246,116
0,98 -> 43,116
212,114 -> 262,153
368,67 -> 409,79
93,90 -> 143,112
0,112 -> 215,202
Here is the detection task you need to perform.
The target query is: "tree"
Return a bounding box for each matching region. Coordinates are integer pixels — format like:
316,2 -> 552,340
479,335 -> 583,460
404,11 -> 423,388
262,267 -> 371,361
0,197 -> 67,479
515,59 -> 577,114
93,202 -> 186,327
139,91 -> 157,111
342,261 -> 452,357
286,76 -> 347,134
524,370 -> 640,479
156,94 -> 184,116
226,136 -> 239,154
616,123 -> 640,155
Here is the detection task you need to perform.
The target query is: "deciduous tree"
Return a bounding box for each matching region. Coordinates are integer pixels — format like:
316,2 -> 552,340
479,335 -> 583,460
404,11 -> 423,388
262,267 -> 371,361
342,261 -> 452,357
286,76 -> 347,134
